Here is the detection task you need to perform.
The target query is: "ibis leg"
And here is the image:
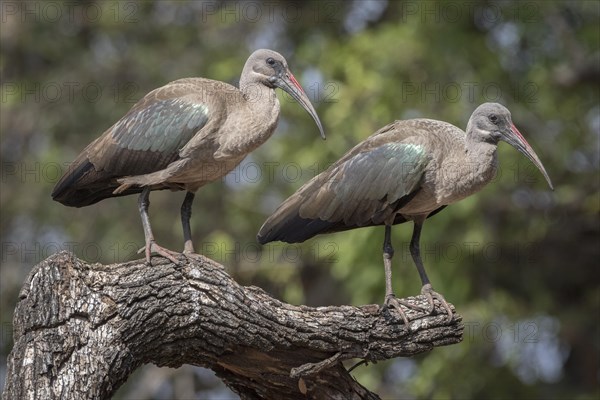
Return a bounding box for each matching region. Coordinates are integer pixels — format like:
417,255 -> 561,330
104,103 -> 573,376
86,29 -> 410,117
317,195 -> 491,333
383,225 -> 395,298
382,225 -> 424,325
409,220 -> 453,320
181,191 -> 195,254
138,187 -> 180,265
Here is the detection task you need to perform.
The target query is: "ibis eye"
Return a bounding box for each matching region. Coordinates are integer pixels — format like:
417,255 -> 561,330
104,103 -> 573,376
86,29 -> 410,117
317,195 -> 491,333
266,58 -> 275,66
489,114 -> 498,123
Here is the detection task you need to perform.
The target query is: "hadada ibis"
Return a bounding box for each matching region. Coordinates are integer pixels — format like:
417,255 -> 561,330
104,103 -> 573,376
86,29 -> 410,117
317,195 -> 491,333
258,103 -> 552,323
52,49 -> 325,264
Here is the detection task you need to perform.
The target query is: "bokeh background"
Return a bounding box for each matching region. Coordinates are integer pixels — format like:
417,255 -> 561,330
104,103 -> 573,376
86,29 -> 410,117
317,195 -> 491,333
1,1 -> 598,398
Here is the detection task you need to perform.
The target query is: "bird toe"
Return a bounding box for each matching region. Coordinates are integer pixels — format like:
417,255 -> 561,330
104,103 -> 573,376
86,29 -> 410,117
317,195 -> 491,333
142,241 -> 181,265
420,284 -> 453,321
383,294 -> 426,325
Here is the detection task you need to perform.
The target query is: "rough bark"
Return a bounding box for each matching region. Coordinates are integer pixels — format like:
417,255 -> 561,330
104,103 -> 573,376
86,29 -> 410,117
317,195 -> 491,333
3,251 -> 463,399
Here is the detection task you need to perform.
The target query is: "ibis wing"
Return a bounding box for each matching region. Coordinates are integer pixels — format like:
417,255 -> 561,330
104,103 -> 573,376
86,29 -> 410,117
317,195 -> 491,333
52,81 -> 213,207
88,96 -> 210,177
258,141 -> 429,244
301,142 -> 428,224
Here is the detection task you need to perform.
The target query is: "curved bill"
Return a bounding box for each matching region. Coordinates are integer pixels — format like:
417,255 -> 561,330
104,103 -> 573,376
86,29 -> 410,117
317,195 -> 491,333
273,70 -> 326,140
502,124 -> 553,190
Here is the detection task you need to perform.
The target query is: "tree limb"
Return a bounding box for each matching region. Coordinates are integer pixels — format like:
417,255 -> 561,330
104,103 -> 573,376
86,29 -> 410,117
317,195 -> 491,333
3,251 -> 463,399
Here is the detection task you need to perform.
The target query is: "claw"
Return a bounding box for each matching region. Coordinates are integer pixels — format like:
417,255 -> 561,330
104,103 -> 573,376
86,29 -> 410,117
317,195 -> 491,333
382,294 -> 425,325
421,284 -> 453,321
138,241 -> 181,265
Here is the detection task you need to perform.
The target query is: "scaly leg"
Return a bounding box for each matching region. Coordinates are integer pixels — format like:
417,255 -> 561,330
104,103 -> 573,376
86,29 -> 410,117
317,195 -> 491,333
409,220 -> 453,321
382,225 -> 425,325
137,187 -> 180,265
181,191 -> 196,254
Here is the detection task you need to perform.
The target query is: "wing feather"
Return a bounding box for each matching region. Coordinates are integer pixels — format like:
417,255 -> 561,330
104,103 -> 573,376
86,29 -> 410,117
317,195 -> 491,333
101,97 -> 209,176
52,80 -> 216,207
258,138 -> 430,243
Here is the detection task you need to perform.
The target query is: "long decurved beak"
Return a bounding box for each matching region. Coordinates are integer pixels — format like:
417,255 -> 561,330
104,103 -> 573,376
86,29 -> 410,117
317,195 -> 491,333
273,70 -> 326,140
502,124 -> 553,190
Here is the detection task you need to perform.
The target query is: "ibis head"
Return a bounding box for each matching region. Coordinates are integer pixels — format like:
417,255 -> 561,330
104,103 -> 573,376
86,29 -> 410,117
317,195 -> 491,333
242,49 -> 325,140
468,103 -> 553,190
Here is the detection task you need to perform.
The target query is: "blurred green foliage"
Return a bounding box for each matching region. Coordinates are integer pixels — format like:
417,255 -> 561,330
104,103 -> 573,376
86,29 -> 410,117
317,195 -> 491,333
1,1 -> 598,398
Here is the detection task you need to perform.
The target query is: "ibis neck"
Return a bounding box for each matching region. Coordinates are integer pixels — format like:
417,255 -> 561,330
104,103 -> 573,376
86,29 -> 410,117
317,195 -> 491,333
434,137 -> 498,205
229,82 -> 280,155
238,67 -> 279,125
463,137 -> 499,189
241,82 -> 279,124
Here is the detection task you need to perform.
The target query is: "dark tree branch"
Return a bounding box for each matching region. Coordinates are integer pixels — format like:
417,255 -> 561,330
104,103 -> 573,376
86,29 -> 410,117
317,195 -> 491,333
3,251 -> 463,399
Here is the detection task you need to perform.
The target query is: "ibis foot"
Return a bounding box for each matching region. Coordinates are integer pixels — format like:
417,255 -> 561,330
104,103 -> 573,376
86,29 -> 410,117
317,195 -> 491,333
138,241 -> 181,265
383,294 -> 426,325
421,283 -> 453,321
181,248 -> 204,264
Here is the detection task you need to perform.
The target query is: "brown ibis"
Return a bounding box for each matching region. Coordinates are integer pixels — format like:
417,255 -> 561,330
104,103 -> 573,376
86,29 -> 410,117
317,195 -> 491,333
258,103 -> 552,323
52,49 -> 325,264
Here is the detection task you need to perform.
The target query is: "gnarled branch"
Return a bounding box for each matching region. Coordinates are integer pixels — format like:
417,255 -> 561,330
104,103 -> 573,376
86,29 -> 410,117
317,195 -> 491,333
3,251 -> 463,399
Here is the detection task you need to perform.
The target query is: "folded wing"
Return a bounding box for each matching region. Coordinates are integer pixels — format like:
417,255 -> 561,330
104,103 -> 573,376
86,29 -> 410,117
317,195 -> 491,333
258,133 -> 430,244
52,83 -> 211,207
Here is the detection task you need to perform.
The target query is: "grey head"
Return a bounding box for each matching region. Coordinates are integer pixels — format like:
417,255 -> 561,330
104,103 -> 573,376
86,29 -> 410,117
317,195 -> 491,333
467,102 -> 553,189
240,49 -> 325,140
